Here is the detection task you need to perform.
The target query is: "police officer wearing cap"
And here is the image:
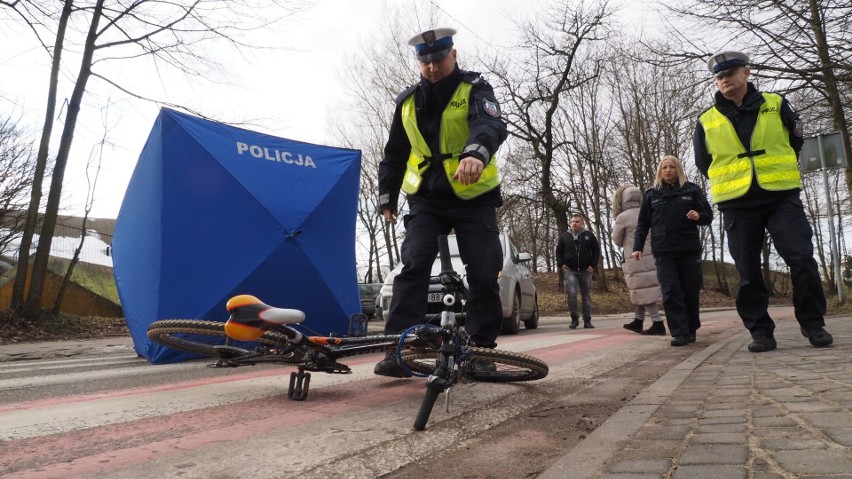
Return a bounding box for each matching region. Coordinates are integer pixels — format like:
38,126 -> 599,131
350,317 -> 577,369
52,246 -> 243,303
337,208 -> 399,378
375,27 -> 508,377
694,50 -> 833,352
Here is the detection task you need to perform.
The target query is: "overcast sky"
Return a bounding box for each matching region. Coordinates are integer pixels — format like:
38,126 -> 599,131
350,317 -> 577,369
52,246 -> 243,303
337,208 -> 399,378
0,0 -> 656,220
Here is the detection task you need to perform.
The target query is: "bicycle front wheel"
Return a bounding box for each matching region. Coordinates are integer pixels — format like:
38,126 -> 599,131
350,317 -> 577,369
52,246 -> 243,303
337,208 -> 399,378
147,319 -> 306,364
401,347 -> 548,382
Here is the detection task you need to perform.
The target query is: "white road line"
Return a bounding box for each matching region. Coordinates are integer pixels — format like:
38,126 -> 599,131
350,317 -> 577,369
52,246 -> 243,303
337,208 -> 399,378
0,362 -> 196,389
0,356 -> 143,374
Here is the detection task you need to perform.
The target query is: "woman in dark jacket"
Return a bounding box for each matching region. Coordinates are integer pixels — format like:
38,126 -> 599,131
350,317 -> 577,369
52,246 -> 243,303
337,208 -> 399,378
632,155 -> 713,346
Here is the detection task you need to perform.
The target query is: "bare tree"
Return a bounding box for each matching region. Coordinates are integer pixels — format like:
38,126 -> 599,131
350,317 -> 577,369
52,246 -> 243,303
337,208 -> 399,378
2,0 -> 72,315
0,113 -> 38,259
0,0 -> 308,319
558,67 -> 618,290
488,0 -> 615,238
496,143 -> 554,272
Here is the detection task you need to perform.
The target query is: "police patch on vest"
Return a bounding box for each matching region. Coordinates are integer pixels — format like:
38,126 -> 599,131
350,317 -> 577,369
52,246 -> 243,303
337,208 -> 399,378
483,99 -> 500,117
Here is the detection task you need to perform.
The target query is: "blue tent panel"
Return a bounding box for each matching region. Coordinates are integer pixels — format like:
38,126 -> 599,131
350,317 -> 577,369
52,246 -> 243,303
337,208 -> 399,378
113,108 -> 361,363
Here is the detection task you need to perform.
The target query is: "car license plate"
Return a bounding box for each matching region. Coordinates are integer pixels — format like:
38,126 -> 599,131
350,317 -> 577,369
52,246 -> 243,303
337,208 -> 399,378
427,292 -> 443,303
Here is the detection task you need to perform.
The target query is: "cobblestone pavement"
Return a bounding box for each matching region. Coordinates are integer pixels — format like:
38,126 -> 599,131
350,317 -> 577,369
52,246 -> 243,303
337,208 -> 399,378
541,315 -> 852,479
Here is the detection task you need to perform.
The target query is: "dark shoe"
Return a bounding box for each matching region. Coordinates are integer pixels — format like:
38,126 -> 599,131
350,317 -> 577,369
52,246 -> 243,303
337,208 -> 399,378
688,334 -> 696,343
800,326 -> 833,347
569,317 -> 579,329
671,335 -> 689,346
373,352 -> 411,378
471,359 -> 497,374
641,322 -> 666,336
748,336 -> 777,353
584,320 -> 595,329
623,319 -> 643,334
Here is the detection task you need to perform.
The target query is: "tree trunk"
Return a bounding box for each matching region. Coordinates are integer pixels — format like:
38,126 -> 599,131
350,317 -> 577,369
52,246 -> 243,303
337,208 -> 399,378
12,0 -> 73,313
24,0 -> 104,318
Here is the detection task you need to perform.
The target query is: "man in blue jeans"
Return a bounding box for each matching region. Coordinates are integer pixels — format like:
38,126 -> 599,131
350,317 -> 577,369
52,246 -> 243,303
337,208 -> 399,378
694,50 -> 832,352
556,214 -> 600,329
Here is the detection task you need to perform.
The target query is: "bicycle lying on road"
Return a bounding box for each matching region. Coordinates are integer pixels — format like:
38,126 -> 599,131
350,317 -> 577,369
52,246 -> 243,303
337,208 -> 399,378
147,235 -> 548,430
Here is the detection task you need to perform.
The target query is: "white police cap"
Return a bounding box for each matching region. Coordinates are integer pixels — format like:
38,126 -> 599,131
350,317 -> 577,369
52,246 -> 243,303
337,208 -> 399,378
707,51 -> 749,75
408,27 -> 457,62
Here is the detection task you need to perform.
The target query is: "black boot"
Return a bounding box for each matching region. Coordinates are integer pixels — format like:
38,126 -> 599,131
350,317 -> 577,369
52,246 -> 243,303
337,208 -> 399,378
583,319 -> 594,329
569,315 -> 579,329
641,321 -> 666,336
623,318 -> 643,334
373,352 -> 411,378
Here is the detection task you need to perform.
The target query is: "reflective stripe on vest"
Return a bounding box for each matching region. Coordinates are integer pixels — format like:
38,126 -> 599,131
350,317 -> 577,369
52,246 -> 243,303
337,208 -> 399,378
699,92 -> 802,203
399,82 -> 500,199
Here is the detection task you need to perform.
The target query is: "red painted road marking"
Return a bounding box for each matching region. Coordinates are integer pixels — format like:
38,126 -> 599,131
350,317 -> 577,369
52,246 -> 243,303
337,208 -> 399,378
0,322 -> 737,477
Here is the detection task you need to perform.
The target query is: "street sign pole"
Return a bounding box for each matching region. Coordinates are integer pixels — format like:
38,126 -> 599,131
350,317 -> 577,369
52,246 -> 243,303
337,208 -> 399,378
816,133 -> 844,303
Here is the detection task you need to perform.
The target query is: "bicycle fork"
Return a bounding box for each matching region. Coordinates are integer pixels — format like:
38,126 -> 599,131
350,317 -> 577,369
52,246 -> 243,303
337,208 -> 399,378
425,336 -> 469,412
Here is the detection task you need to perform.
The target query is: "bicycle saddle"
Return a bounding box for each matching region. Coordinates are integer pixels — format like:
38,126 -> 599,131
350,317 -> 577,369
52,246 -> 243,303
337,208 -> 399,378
224,294 -> 306,341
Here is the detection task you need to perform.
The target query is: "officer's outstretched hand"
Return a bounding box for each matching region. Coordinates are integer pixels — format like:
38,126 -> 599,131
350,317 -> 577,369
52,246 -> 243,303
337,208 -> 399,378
631,251 -> 641,261
454,156 -> 484,185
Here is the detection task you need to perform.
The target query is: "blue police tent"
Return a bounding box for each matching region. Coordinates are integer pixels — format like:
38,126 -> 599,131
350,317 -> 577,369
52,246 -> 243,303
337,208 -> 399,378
113,108 -> 361,364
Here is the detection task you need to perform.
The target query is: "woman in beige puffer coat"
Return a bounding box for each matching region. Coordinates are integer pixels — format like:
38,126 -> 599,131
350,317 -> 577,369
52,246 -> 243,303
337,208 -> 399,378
612,185 -> 665,335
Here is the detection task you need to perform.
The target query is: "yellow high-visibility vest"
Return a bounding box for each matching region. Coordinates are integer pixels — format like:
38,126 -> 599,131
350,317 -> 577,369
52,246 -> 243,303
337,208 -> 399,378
400,82 -> 500,199
699,92 -> 802,203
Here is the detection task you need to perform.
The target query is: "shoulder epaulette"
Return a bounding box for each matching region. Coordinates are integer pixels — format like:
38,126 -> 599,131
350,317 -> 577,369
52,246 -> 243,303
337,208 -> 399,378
394,83 -> 418,105
460,70 -> 487,86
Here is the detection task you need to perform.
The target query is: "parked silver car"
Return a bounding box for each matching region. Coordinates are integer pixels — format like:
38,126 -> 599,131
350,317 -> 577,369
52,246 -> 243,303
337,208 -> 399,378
376,231 -> 538,334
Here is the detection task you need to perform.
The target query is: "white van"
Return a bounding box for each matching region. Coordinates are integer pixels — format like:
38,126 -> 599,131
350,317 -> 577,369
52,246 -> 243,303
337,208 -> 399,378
376,231 -> 539,334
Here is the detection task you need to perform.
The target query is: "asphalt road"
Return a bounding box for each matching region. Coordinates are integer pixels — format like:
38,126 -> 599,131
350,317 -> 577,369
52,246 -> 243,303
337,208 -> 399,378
0,309 -> 773,478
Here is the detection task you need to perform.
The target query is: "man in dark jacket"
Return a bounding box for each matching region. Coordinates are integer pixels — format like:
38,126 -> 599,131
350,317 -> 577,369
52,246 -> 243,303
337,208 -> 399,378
694,50 -> 832,352
375,27 -> 508,377
556,214 -> 600,329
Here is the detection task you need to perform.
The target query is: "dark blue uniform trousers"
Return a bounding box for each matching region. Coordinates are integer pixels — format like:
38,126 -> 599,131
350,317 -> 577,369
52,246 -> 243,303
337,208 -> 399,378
655,253 -> 702,338
385,205 -> 503,348
723,195 -> 826,339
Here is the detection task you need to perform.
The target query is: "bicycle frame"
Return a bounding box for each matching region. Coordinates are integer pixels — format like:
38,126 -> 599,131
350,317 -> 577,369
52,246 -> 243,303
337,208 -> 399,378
214,305 -> 426,400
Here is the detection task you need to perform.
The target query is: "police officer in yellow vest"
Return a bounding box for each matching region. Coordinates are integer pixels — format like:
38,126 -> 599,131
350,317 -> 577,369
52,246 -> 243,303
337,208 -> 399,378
375,27 -> 508,377
694,50 -> 832,352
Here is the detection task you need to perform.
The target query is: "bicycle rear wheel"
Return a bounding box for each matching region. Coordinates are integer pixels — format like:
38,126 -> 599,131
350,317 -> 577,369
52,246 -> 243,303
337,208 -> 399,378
401,346 -> 548,382
147,319 -> 306,364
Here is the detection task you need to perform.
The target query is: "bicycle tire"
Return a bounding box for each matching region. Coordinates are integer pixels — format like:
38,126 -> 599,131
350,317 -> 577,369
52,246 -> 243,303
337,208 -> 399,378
147,319 -> 307,364
413,386 -> 441,431
401,346 -> 548,382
